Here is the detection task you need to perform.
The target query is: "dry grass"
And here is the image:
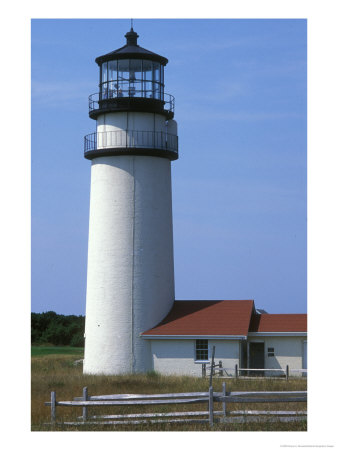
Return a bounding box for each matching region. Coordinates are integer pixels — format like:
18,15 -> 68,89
31,353 -> 307,431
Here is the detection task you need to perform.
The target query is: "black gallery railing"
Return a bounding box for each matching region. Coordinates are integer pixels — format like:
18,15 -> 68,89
84,130 -> 178,155
88,91 -> 175,115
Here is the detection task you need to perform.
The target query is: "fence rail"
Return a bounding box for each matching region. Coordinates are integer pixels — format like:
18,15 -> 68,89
203,362 -> 307,380
45,385 -> 307,427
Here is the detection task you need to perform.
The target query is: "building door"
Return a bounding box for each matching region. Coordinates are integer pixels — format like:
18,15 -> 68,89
303,341 -> 307,376
249,342 -> 264,375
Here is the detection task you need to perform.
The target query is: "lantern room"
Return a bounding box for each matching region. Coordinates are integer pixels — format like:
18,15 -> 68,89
88,28 -> 174,120
100,58 -> 164,100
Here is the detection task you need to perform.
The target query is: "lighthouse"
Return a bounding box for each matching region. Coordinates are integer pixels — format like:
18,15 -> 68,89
83,27 -> 178,374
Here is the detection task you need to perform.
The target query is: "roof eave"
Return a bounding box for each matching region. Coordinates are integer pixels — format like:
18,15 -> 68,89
141,334 -> 248,340
95,47 -> 168,66
248,332 -> 307,337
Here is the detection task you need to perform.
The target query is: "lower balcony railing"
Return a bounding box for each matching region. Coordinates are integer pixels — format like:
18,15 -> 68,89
84,130 -> 178,155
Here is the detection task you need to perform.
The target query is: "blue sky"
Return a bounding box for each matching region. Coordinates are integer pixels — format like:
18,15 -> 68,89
31,18 -> 307,315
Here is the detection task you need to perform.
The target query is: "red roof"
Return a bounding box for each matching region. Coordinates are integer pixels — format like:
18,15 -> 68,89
142,300 -> 254,336
249,314 -> 307,332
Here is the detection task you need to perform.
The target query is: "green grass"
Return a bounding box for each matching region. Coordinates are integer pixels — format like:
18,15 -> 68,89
31,346 -> 84,357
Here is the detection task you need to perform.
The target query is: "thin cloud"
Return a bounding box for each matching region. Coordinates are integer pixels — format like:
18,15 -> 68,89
31,80 -> 93,107
195,81 -> 247,102
232,59 -> 307,78
178,108 -> 302,122
170,36 -> 260,54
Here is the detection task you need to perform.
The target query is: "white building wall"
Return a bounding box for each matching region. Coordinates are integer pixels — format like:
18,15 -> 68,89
84,154 -> 175,375
248,336 -> 306,376
150,339 -> 240,376
95,112 -> 177,153
96,111 -> 166,133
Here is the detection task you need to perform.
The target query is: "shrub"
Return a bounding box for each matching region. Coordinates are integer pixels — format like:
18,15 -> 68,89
31,312 -> 85,346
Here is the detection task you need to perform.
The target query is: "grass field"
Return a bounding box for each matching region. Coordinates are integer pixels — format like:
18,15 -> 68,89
31,346 -> 84,357
31,347 -> 307,432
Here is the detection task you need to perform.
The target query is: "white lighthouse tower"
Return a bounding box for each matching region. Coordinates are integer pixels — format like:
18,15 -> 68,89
83,27 -> 178,374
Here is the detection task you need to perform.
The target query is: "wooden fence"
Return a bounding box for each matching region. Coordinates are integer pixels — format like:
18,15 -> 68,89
203,362 -> 307,380
45,385 -> 307,427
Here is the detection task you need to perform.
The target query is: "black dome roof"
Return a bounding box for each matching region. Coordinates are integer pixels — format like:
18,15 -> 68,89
95,28 -> 168,66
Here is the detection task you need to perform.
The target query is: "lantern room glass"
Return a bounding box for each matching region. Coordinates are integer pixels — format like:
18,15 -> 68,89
99,59 -> 164,100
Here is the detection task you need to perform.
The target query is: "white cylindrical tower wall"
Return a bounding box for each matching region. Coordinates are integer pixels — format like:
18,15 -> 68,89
96,112 -> 167,147
83,150 -> 175,374
96,111 -> 167,133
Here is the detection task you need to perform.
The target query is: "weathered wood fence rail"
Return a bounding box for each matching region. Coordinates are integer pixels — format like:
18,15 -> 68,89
203,362 -> 307,379
45,385 -> 307,427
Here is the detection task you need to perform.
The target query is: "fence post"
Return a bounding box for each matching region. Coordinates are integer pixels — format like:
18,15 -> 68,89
51,391 -> 56,425
202,363 -> 206,378
286,365 -> 289,381
209,386 -> 214,427
222,382 -> 227,419
219,360 -> 223,376
82,387 -> 88,422
209,346 -> 216,387
235,363 -> 238,379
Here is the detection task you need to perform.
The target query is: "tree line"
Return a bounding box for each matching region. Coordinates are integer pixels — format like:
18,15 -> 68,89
31,311 -> 85,347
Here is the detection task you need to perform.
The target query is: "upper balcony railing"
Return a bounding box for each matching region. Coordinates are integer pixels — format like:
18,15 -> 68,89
84,130 -> 178,161
88,89 -> 175,116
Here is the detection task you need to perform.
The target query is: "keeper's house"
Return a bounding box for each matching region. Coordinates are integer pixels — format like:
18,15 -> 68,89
141,300 -> 307,377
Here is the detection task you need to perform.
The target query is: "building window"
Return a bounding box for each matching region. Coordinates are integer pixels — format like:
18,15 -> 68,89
267,347 -> 275,357
195,340 -> 208,361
